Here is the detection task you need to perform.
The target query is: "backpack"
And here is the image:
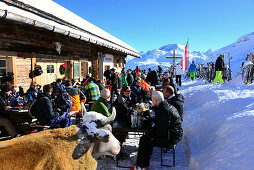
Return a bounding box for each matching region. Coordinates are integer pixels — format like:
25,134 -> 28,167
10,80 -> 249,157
55,90 -> 72,113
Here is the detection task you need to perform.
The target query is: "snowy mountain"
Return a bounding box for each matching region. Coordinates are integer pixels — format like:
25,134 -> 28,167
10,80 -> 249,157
209,32 -> 254,76
126,43 -> 209,71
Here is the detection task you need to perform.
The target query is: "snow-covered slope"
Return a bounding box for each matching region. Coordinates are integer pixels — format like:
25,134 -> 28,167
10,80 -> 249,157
126,44 -> 209,71
210,32 -> 254,76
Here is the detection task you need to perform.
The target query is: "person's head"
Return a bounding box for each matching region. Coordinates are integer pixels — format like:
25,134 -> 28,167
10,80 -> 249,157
1,84 -> 11,96
30,81 -> 37,89
121,85 -> 131,96
43,84 -> 53,95
88,77 -> 94,82
110,68 -> 115,73
56,78 -> 62,85
219,54 -> 224,58
62,77 -> 68,83
135,79 -> 141,87
163,85 -> 174,99
163,78 -> 170,86
151,91 -> 164,107
192,61 -> 195,65
100,89 -> 111,101
11,85 -> 17,94
107,66 -> 110,70
65,80 -> 72,87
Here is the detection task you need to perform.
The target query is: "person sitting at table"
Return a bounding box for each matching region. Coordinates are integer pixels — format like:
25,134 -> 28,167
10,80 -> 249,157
131,91 -> 183,169
82,77 -> 100,102
30,84 -> 71,128
26,81 -> 38,103
90,89 -> 111,117
0,84 -> 20,138
65,80 -> 86,117
9,85 -> 23,107
131,79 -> 145,103
59,77 -> 68,89
113,86 -> 136,158
163,85 -> 184,120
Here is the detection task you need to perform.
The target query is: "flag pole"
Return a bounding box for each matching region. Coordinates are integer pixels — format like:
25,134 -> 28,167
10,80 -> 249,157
187,37 -> 189,70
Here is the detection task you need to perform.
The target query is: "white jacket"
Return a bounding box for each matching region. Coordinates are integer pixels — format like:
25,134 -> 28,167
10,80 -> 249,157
175,65 -> 183,75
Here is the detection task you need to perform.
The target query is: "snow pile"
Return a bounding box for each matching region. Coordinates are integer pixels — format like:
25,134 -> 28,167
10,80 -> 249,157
181,80 -> 254,169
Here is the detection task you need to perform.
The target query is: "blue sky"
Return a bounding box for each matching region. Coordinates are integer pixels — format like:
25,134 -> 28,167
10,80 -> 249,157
53,0 -> 254,53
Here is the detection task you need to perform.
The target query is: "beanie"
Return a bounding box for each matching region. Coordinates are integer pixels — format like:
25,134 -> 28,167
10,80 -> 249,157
1,84 -> 11,93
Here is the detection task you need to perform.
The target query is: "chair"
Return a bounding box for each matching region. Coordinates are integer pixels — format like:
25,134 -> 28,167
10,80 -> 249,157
155,140 -> 176,167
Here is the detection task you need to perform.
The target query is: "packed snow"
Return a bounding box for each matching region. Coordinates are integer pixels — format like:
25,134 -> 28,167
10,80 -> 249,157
97,78 -> 254,169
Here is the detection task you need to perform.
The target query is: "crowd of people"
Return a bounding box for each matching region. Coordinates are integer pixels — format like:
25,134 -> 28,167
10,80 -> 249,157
0,64 -> 186,170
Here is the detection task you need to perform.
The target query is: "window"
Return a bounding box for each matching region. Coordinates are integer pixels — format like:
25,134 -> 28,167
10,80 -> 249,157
0,60 -> 6,77
47,65 -> 54,73
74,62 -> 80,78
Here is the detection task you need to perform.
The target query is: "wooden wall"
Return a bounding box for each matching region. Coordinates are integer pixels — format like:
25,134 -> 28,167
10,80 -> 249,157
16,57 -> 31,91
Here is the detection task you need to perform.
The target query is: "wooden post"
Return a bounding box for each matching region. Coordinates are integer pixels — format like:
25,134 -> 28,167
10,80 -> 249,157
166,50 -> 182,73
31,52 -> 36,83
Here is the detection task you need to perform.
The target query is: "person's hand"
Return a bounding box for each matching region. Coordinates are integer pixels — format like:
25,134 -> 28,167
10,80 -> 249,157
6,106 -> 11,110
141,85 -> 145,90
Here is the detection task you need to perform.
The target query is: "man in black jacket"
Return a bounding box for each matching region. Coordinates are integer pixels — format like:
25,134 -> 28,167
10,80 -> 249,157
133,91 -> 182,169
32,84 -> 71,128
104,66 -> 111,81
110,68 -> 119,104
163,85 -> 184,120
0,85 -> 19,138
213,54 -> 225,85
127,69 -> 134,86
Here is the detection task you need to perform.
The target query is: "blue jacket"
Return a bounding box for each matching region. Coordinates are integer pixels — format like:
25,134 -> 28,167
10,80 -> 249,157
189,64 -> 197,72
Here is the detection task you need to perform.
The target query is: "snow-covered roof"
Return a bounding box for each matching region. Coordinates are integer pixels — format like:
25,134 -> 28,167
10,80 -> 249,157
0,0 -> 140,58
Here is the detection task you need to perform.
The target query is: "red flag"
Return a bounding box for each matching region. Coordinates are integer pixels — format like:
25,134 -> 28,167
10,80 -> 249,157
181,41 -> 188,70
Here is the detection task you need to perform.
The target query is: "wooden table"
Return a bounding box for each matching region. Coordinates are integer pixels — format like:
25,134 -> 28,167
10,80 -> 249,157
3,109 -> 31,124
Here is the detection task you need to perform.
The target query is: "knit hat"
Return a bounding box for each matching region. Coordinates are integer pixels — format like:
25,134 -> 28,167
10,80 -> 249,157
1,84 -> 11,93
219,54 -> 224,58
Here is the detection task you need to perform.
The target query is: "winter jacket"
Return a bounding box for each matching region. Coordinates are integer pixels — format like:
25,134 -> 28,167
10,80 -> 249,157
9,92 -> 22,107
121,70 -> 128,87
66,86 -> 86,113
54,89 -> 72,114
131,84 -> 145,102
189,64 -> 197,72
35,93 -> 59,125
127,73 -> 134,86
152,101 -> 182,144
26,87 -> 38,102
110,72 -> 118,89
104,69 -> 111,80
113,93 -> 135,127
167,94 -> 185,120
147,70 -> 158,86
90,97 -> 110,117
215,57 -> 224,71
0,93 -> 8,113
175,65 -> 183,75
83,81 -> 100,101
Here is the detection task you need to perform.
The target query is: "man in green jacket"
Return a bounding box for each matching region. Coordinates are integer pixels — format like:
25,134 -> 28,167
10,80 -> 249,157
90,89 -> 111,117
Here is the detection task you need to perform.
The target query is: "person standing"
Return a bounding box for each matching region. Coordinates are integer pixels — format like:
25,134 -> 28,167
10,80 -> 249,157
175,63 -> 183,86
121,68 -> 128,87
213,55 -> 225,85
189,61 -> 197,81
104,66 -> 111,82
110,68 -> 119,103
127,69 -> 134,86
